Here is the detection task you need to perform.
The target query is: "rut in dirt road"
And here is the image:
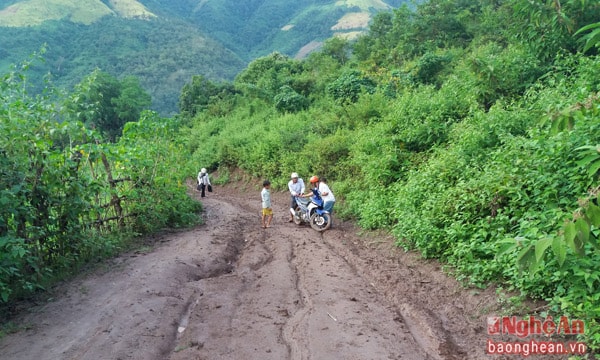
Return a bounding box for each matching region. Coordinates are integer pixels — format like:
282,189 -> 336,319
0,186 -> 491,359
0,199 -> 252,360
170,192 -> 428,360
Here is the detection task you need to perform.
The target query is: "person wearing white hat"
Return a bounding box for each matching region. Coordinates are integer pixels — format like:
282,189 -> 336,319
197,168 -> 211,198
287,172 -> 305,222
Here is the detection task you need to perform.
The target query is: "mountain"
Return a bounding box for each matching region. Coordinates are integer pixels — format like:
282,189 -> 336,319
147,0 -> 408,61
0,17 -> 246,115
0,0 -> 407,114
0,0 -> 155,26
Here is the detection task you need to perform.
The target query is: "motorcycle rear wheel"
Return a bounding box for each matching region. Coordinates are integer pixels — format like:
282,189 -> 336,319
309,213 -> 331,231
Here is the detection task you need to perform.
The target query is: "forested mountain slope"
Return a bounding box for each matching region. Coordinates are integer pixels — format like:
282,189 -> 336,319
179,0 -> 407,60
0,0 -> 155,26
0,0 -> 407,114
0,0 -> 245,114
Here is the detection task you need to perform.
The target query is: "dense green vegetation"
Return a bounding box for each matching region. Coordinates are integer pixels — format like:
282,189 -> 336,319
2,0 -> 600,353
0,57 -> 201,307
180,0 -> 600,350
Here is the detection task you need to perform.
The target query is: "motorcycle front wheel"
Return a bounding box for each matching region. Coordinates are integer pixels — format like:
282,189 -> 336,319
293,210 -> 303,225
309,213 -> 331,231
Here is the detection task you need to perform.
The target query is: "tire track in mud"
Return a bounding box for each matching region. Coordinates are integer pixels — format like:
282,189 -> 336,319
285,232 -> 428,360
320,229 -> 472,360
183,186 -> 522,360
169,194 -> 299,359
316,234 -> 445,359
167,197 -> 263,359
281,236 -> 313,360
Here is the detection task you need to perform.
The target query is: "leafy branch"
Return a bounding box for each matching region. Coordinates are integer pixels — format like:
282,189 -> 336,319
575,21 -> 600,53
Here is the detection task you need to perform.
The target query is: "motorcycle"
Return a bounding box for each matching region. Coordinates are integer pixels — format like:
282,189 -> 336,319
290,188 -> 331,231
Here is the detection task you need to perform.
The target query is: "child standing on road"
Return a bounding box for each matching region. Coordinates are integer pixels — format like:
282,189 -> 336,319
261,180 -> 273,228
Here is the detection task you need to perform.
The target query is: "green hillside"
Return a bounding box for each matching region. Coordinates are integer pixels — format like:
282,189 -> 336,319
0,16 -> 245,115
183,0 -> 408,60
0,0 -> 154,26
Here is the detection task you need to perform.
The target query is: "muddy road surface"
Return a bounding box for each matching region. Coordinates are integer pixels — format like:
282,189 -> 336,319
0,181 -> 505,359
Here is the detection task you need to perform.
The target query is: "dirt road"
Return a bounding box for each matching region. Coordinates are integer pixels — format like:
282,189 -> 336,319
0,181 -> 502,359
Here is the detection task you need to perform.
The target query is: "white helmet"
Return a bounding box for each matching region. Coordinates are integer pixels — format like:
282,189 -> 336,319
201,168 -> 207,173
291,172 -> 299,179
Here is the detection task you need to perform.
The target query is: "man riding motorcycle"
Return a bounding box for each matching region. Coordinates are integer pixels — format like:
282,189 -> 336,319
306,175 -> 335,215
300,175 -> 335,229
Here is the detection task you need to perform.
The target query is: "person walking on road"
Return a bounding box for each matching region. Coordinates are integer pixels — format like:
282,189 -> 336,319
197,168 -> 211,198
287,172 -> 305,222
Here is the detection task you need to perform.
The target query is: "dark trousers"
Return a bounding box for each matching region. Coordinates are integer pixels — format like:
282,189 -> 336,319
199,183 -> 206,197
290,195 -> 297,210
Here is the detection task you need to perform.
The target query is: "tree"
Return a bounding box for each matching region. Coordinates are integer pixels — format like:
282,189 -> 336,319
273,85 -> 308,113
178,75 -> 237,117
353,10 -> 396,63
234,52 -> 303,100
113,76 -> 152,127
178,75 -> 218,117
327,70 -> 376,105
510,0 -> 600,60
320,37 -> 351,66
65,69 -> 151,142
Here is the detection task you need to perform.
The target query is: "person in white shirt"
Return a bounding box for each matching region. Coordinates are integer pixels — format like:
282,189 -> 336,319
308,175 -> 336,228
287,172 -> 305,222
197,168 -> 211,198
